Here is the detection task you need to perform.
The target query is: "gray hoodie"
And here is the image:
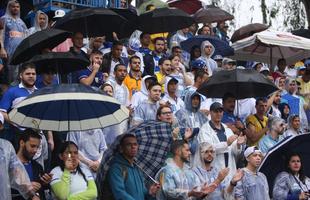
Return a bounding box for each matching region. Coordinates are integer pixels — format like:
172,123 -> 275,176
28,10 -> 48,35
198,40 -> 218,76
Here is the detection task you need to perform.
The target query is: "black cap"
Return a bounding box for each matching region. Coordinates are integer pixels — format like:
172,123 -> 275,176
210,102 -> 223,111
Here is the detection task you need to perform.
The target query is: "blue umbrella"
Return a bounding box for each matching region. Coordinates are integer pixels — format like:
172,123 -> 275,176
8,84 -> 129,131
180,35 -> 234,57
258,134 -> 310,194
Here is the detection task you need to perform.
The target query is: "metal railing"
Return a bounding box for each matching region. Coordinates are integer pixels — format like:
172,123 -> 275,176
33,0 -> 108,7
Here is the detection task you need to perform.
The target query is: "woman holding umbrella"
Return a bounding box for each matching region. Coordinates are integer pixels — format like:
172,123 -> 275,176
273,153 -> 310,200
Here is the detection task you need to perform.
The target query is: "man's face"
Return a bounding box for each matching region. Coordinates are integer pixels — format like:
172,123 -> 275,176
247,152 -> 262,168
201,26 -> 211,35
291,117 -> 300,130
130,58 -> 141,72
114,65 -> 127,82
72,32 -> 84,49
256,101 -> 267,115
161,60 -> 171,75
112,45 -> 123,58
204,45 -> 213,56
202,147 -> 215,164
210,109 -> 224,123
191,95 -> 200,109
141,34 -> 151,47
93,37 -> 103,50
38,13 -> 47,28
223,97 -> 235,113
42,72 -> 55,85
288,81 -> 297,94
91,53 -> 103,66
274,92 -> 281,105
21,137 -> 40,161
9,2 -> 20,16
149,85 -> 162,102
173,48 -> 182,58
182,27 -> 189,34
121,137 -> 139,158
274,121 -> 285,134
20,68 -> 36,87
180,143 -> 191,163
158,107 -> 173,123
154,40 -> 165,54
167,82 -> 178,95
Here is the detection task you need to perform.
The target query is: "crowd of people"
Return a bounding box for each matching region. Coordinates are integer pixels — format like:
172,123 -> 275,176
0,0 -> 310,199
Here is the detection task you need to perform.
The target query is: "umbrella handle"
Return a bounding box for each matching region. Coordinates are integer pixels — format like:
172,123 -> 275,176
134,162 -> 159,184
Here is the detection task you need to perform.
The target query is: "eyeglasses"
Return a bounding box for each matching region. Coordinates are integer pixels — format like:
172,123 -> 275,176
161,111 -> 172,115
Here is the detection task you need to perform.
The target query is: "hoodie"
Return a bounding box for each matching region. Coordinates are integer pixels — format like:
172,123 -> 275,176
131,75 -> 153,108
107,153 -> 151,200
198,40 -> 218,76
28,10 -> 48,35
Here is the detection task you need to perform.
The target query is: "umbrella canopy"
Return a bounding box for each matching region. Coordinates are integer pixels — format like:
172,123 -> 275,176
27,52 -> 89,74
231,30 -> 310,66
258,134 -> 310,193
10,29 -> 72,65
194,6 -> 234,24
138,0 -> 168,14
138,7 -> 195,34
197,69 -> 278,99
8,84 -> 129,131
96,120 -> 173,197
167,0 -> 202,15
231,23 -> 269,43
292,28 -> 310,39
53,8 -> 129,37
180,35 -> 234,57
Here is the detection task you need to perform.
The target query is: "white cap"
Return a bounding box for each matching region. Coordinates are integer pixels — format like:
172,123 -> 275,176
244,146 -> 262,158
259,65 -> 270,72
53,10 -> 66,19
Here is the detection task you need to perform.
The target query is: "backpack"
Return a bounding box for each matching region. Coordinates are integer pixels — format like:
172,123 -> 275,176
100,165 -> 128,200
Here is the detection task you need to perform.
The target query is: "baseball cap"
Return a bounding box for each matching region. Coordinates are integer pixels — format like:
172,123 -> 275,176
190,59 -> 207,70
210,102 -> 223,112
53,10 -> 66,19
222,58 -> 236,65
213,55 -> 223,61
259,65 -> 270,72
244,146 -> 262,158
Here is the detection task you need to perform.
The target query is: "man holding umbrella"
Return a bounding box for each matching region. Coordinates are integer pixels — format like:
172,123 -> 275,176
107,134 -> 160,200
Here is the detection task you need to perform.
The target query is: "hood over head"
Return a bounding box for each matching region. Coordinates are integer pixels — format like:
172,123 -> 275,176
200,40 -> 215,58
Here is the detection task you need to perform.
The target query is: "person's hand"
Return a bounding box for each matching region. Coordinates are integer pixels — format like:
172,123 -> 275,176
0,48 -> 7,59
231,169 -> 244,185
40,173 -> 53,185
201,182 -> 218,195
103,73 -> 109,81
237,134 -> 246,146
126,105 -> 134,117
48,138 -> 54,152
184,128 -> 193,140
31,195 -> 40,200
149,182 -> 161,196
92,61 -> 100,72
172,127 -> 180,140
200,109 -> 210,116
31,182 -> 41,192
299,192 -> 310,200
217,168 -> 229,183
227,135 -> 238,146
235,120 -> 245,130
188,187 -> 205,198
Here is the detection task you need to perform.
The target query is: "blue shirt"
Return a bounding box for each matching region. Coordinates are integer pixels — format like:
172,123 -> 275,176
78,67 -> 105,88
23,162 -> 34,181
139,47 -> 151,56
0,83 -> 36,112
35,75 -> 59,89
259,134 -> 282,154
222,111 -> 238,124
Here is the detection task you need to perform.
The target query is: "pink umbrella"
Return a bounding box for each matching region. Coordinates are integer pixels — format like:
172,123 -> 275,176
168,0 -> 202,15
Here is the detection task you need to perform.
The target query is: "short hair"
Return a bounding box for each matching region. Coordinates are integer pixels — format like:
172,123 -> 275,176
120,134 -> 136,146
194,69 -> 207,82
159,57 -> 170,66
129,55 -> 141,64
153,37 -> 165,44
112,40 -> 123,47
222,93 -> 236,102
90,49 -> 103,56
19,129 -> 41,144
19,62 -> 36,74
147,81 -> 161,90
114,63 -> 126,72
170,140 -> 187,155
268,116 -> 284,130
277,58 -> 286,65
171,46 -> 181,53
255,97 -> 267,106
140,32 -> 150,40
156,105 -> 172,120
168,54 -> 179,61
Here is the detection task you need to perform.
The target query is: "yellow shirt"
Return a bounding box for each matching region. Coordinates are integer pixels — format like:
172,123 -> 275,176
246,114 -> 268,146
155,72 -> 165,93
123,74 -> 141,100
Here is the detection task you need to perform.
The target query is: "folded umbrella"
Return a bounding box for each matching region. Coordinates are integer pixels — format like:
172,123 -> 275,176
194,6 -> 234,24
10,29 -> 71,65
8,84 -> 129,131
231,23 -> 269,43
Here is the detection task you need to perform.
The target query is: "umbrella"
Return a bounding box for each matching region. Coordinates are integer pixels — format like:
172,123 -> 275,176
8,84 -> 129,131
292,28 -> 310,39
167,0 -> 202,15
194,6 -> 234,24
10,29 -> 72,65
53,8 -> 130,37
138,7 -> 195,34
96,120 -> 173,197
197,68 -> 278,99
231,23 -> 269,43
27,52 -> 89,75
231,30 -> 310,67
138,0 -> 168,14
180,35 -> 234,57
258,134 -> 310,194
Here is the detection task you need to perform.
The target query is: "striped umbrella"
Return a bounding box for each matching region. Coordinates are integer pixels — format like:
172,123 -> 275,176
8,84 -> 129,131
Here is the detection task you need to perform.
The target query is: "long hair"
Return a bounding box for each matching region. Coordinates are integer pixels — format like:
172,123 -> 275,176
58,141 -> 88,185
286,152 -> 306,183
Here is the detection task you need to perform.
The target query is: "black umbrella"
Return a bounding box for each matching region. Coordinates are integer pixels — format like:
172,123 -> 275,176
53,8 -> 129,37
258,134 -> 310,194
231,23 -> 269,43
194,6 -> 234,24
110,8 -> 138,39
197,69 -> 278,99
292,28 -> 310,39
10,29 -> 72,65
28,52 -> 89,75
138,7 -> 195,34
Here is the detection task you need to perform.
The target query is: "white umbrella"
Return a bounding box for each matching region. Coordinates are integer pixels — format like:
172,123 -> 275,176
231,30 -> 310,67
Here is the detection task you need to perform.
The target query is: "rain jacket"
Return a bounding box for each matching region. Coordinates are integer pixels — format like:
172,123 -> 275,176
198,41 -> 218,76
107,153 -> 153,200
162,76 -> 185,114
131,75 -> 152,108
28,10 -> 48,35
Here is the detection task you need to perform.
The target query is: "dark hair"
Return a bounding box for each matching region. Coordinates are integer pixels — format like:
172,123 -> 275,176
170,140 -> 187,155
58,141 -> 88,185
190,45 -> 201,61
129,55 -> 141,64
194,69 -> 207,82
255,97 -> 267,106
147,81 -> 161,90
19,129 -> 41,143
114,63 -> 126,72
286,153 -> 306,183
153,37 -> 165,44
156,105 -> 172,120
171,46 -> 181,53
112,40 -> 123,47
223,93 -> 236,102
277,58 -> 286,65
120,134 -> 136,146
19,63 -> 36,74
90,49 -> 103,56
158,57 -> 170,66
140,32 -> 150,40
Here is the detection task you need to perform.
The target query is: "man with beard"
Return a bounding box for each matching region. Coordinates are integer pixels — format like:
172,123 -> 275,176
267,91 -> 282,118
155,57 -> 171,94
160,140 -> 217,200
234,146 -> 270,200
123,56 -> 142,100
192,142 -> 244,200
13,129 -> 52,200
259,117 -> 285,154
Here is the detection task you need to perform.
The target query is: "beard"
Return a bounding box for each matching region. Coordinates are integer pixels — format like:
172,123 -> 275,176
181,156 -> 190,163
22,148 -> 34,161
204,158 -> 213,164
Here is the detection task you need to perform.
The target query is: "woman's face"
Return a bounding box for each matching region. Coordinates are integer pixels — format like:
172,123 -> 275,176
103,85 -> 113,96
278,78 -> 286,88
171,56 -> 180,69
61,144 -> 79,169
288,155 -> 301,174
283,105 -> 290,115
193,48 -> 201,58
